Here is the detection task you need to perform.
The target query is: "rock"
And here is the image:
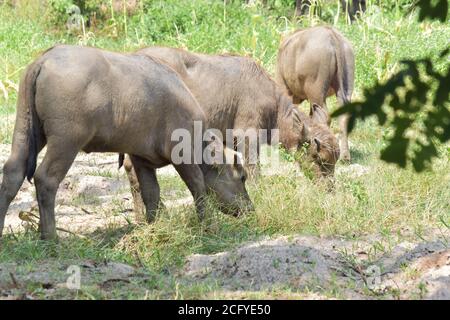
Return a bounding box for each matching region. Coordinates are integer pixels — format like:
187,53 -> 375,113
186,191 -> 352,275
99,262 -> 135,279
183,236 -> 346,291
406,249 -> 450,300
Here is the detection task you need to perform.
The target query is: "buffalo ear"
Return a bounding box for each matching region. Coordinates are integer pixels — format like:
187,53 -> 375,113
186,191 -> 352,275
314,138 -> 321,152
291,108 -> 304,132
310,103 -> 319,117
310,103 -> 330,125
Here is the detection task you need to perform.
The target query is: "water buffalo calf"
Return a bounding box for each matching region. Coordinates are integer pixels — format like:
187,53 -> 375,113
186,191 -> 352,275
0,45 -> 252,240
123,47 -> 339,216
276,26 -> 355,161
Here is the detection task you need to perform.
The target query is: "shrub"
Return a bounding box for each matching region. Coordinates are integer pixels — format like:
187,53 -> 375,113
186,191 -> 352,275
46,0 -> 75,26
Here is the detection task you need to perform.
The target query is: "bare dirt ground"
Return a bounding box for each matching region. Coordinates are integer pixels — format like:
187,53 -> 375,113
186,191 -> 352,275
1,233 -> 448,299
183,235 -> 449,299
0,144 -> 180,235
0,144 -> 449,299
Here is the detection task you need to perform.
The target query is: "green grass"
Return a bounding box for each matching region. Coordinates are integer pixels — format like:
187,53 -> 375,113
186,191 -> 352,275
0,1 -> 449,299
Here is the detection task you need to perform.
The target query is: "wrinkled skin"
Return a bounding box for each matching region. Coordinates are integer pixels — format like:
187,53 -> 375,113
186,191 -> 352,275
0,45 -> 252,239
123,46 -> 339,216
276,26 -> 355,162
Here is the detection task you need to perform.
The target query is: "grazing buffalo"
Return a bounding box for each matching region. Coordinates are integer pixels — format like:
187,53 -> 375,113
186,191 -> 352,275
276,26 -> 355,161
0,45 -> 252,239
123,47 -> 339,215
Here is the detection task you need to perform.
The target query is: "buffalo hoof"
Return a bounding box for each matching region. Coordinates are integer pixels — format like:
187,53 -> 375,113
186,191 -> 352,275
40,230 -> 58,241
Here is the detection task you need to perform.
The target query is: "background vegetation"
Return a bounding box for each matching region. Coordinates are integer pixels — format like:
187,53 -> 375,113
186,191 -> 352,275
0,0 -> 448,299
333,0 -> 449,172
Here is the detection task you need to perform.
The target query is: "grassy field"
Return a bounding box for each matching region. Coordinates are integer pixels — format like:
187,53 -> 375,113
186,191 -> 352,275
0,1 -> 449,299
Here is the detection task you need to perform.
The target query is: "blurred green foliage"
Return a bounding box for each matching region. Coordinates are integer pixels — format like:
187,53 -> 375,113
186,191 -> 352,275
417,0 -> 448,22
332,0 -> 449,172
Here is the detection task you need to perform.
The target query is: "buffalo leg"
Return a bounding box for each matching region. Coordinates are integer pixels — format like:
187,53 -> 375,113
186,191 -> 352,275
336,91 -> 352,163
173,164 -> 206,219
304,80 -> 330,125
0,76 -> 29,237
34,140 -> 78,240
242,137 -> 261,181
337,93 -> 352,162
338,113 -> 351,162
123,156 -> 145,220
128,155 -> 163,223
0,137 -> 45,237
0,152 -> 29,237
